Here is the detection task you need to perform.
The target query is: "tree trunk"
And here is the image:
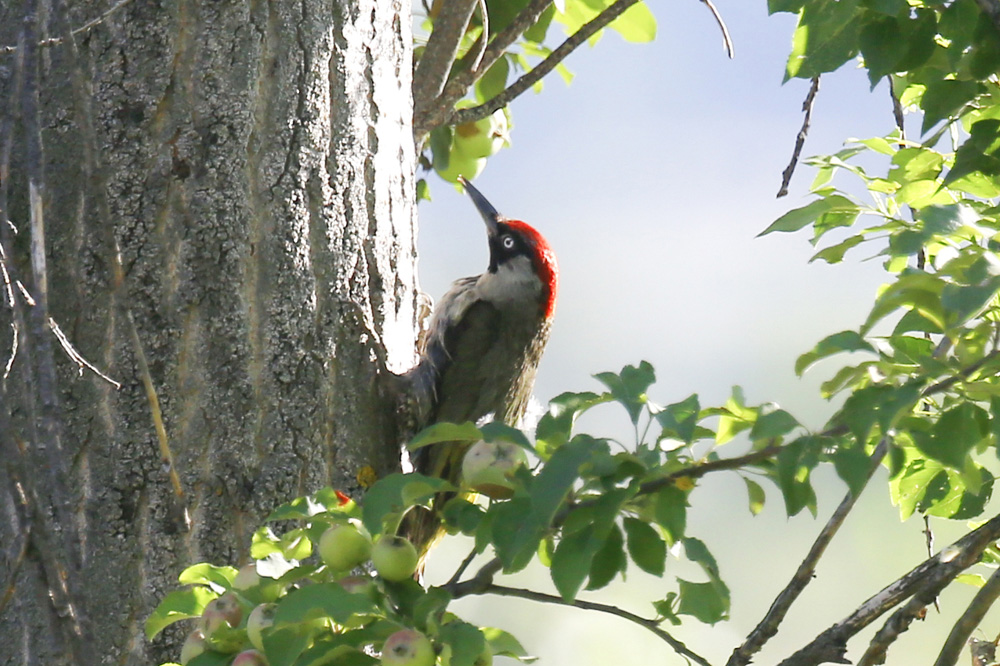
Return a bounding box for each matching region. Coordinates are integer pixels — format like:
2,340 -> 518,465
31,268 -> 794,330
0,0 -> 416,663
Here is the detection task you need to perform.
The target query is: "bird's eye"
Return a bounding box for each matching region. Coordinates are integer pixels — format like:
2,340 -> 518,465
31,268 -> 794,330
502,235 -> 516,250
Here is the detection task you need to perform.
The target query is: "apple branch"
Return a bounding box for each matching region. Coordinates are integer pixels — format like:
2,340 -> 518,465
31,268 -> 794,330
448,0 -> 644,127
414,0 -> 553,139
700,0 -> 734,59
932,568 -> 1000,666
481,584 -> 714,666
776,511 -> 1000,666
727,437 -> 889,666
412,0 -> 480,123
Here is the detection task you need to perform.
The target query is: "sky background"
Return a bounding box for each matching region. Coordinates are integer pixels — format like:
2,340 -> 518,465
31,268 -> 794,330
414,2 -> 990,664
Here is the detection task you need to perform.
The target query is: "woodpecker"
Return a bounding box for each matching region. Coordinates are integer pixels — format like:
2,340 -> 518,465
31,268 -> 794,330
402,176 -> 558,552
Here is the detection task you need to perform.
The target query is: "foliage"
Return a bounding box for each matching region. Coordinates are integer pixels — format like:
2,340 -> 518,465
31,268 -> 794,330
148,0 -> 1000,664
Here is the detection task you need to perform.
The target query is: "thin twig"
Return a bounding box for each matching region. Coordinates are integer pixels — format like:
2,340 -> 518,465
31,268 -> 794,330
0,0 -> 134,55
413,0 -> 479,120
700,0 -> 734,59
414,0 -> 552,139
858,591 -> 934,666
777,76 -> 821,198
777,512 -> 1000,666
446,546 -> 480,588
483,584 -> 714,666
468,0 -> 489,72
450,0 -> 643,127
933,568 -> 1000,666
727,438 -> 889,666
47,317 -> 121,388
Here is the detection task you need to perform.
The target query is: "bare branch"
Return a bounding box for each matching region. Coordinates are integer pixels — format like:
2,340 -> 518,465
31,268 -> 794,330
933,568 -> 1000,666
482,584 -> 714,666
0,0 -> 135,55
777,76 -> 821,198
449,0 -> 643,127
858,592 -> 934,666
414,0 -> 553,139
413,0 -> 479,120
48,317 -> 121,389
777,512 -> 1000,666
700,0 -> 734,59
727,438 -> 889,666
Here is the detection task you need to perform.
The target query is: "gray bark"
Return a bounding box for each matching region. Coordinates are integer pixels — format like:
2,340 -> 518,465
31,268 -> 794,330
0,0 -> 417,663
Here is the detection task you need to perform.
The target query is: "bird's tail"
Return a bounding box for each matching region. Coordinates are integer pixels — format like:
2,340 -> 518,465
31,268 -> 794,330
402,440 -> 474,569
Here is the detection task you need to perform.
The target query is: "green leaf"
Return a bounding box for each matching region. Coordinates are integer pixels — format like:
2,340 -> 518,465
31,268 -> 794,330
535,391 -> 611,456
714,386 -> 758,445
177,563 -> 237,590
785,0 -> 862,80
532,435 -> 600,526
586,523 -> 626,591
438,621 -> 487,666
361,473 -> 451,536
811,234 -> 865,264
594,361 -> 656,425
653,484 -> 688,543
743,478 -> 766,516
759,195 -> 859,236
274,582 -> 378,625
482,627 -> 537,663
407,422 -> 482,450
795,330 -> 875,376
623,517 -> 666,576
941,277 -> 1000,328
776,438 -> 819,517
608,1 -> 656,42
145,586 -> 217,639
832,440 -> 873,496
914,402 -> 990,469
677,579 -> 730,624
552,525 -> 599,602
891,456 -> 944,520
655,394 -> 701,444
750,409 -> 801,441
921,79 -> 982,134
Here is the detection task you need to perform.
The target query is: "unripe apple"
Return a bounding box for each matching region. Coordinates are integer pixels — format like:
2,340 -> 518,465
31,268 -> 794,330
382,629 -> 435,666
233,563 -> 261,591
233,562 -> 284,602
180,629 -> 206,665
371,535 -> 419,582
461,440 -> 527,499
318,522 -> 372,572
200,592 -> 242,634
232,648 -> 269,666
246,603 -> 276,651
435,151 -> 486,184
454,109 -> 509,159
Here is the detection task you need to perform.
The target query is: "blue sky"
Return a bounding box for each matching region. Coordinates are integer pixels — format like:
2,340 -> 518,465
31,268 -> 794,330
415,2 -> 979,664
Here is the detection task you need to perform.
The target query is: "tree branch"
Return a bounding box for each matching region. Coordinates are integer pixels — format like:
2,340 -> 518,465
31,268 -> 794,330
932,567 -> 1000,666
413,0 -> 479,122
700,0 -> 734,59
449,0 -> 643,127
777,511 -> 1000,666
777,76 -> 820,198
414,0 -> 552,139
727,438 -> 889,666
472,583 -> 713,666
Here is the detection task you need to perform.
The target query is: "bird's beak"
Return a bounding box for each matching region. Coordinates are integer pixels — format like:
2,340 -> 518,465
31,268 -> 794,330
458,176 -> 500,235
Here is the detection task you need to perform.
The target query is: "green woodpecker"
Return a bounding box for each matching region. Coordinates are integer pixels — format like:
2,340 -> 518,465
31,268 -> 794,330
403,176 -> 558,556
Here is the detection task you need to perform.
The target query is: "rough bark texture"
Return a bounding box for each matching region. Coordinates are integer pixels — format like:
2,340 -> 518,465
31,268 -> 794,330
0,0 -> 417,663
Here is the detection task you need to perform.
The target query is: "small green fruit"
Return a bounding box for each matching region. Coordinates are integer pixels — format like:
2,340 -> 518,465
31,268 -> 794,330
200,592 -> 242,635
318,522 -> 372,572
371,535 -> 419,582
461,440 -> 527,499
180,629 -> 206,665
454,109 -> 509,159
246,603 -> 276,651
382,629 -> 435,666
232,648 -> 269,666
435,151 -> 486,184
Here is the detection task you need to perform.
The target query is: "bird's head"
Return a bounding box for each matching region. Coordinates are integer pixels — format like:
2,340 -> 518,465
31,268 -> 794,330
458,176 -> 558,320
